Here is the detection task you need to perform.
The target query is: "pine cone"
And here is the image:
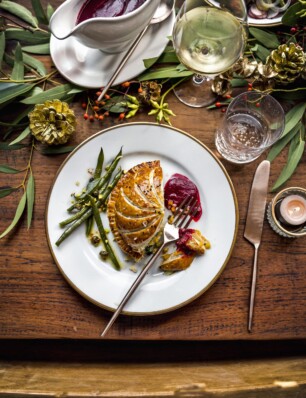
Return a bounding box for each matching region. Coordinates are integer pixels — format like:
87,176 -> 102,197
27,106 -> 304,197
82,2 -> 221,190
138,81 -> 162,105
29,100 -> 76,145
266,43 -> 306,84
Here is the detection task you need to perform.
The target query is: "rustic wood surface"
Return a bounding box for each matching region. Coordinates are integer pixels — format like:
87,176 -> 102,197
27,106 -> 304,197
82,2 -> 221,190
0,0 -> 306,341
1,357 -> 306,397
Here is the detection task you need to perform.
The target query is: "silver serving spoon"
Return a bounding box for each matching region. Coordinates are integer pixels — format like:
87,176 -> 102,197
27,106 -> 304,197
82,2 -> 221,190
97,0 -> 174,101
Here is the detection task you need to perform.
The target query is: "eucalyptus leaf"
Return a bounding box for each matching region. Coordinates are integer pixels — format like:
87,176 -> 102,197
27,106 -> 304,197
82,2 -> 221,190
39,146 -> 76,155
254,44 -> 271,62
9,126 -> 31,146
0,142 -> 29,150
67,87 -> 86,94
22,43 -> 50,55
46,4 -> 55,21
21,83 -> 77,104
272,129 -> 305,191
249,27 -> 280,49
267,122 -> 301,162
5,28 -> 50,44
281,102 -> 306,138
0,165 -> 22,174
230,78 -> 248,88
0,187 -> 17,199
31,0 -> 49,24
11,43 -> 24,81
143,51 -> 179,69
0,31 -> 5,67
0,1 -> 38,28
22,51 -> 46,76
0,83 -> 35,105
3,106 -> 34,139
139,66 -> 193,81
282,2 -> 304,26
0,190 -> 27,239
26,172 -> 35,229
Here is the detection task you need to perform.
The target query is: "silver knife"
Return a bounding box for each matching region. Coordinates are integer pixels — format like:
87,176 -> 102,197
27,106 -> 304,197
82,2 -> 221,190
244,160 -> 270,332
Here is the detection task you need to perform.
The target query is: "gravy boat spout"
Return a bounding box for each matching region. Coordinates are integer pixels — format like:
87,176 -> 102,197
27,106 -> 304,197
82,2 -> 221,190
49,0 -> 160,54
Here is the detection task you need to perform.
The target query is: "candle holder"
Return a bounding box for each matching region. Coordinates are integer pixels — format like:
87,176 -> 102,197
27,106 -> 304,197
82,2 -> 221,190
267,187 -> 306,238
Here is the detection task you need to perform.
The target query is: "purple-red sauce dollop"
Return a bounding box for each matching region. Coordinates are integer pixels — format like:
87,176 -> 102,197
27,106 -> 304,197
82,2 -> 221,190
164,173 -> 202,221
177,228 -> 195,255
77,0 -> 147,23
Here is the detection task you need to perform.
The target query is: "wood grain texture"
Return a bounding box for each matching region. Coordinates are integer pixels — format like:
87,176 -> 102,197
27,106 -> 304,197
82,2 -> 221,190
0,358 -> 306,397
0,0 -> 306,340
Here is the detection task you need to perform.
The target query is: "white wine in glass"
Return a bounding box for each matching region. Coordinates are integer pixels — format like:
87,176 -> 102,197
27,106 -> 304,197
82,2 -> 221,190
173,0 -> 248,107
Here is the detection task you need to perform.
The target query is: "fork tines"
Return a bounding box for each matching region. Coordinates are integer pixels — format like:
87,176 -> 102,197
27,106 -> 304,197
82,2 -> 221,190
172,196 -> 198,229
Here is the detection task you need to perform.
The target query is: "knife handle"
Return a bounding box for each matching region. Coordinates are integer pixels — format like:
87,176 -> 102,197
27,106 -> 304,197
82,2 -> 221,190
248,243 -> 259,332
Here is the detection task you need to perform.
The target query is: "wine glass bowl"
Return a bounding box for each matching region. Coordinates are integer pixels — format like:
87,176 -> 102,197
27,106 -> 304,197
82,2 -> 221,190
172,0 -> 248,107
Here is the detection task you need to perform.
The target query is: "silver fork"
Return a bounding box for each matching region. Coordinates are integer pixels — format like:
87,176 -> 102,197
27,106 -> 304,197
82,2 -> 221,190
101,196 -> 198,337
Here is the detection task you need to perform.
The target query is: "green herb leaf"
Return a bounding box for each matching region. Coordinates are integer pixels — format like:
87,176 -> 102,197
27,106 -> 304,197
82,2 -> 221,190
26,172 -> 35,228
46,4 -> 55,21
0,31 -> 5,68
39,146 -> 76,155
254,44 -> 271,62
5,28 -> 50,44
143,51 -> 179,69
139,66 -> 193,81
22,51 -> 46,76
272,127 -> 305,191
0,187 -> 17,198
31,0 -> 49,24
9,126 -> 31,146
282,2 -> 304,26
281,102 -> 306,138
249,27 -> 280,49
230,78 -> 248,87
267,122 -> 301,162
0,1 -> 38,28
0,190 -> 27,239
21,83 -> 77,104
22,43 -> 50,55
0,165 -> 22,174
11,43 -> 24,81
0,142 -> 29,150
274,88 -> 306,101
0,82 -> 35,105
3,106 -> 34,139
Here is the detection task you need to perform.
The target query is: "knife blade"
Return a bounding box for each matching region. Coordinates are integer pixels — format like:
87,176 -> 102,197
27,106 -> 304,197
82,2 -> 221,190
244,160 -> 270,332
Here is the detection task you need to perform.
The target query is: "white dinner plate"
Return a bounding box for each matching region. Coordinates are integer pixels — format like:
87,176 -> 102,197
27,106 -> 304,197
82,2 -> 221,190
50,10 -> 175,88
46,123 -> 239,315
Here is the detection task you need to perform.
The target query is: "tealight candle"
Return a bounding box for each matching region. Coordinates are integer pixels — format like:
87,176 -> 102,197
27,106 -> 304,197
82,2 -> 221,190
279,194 -> 306,226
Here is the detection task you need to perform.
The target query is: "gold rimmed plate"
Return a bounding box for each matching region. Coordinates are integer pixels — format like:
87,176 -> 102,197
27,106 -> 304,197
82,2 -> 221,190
46,123 -> 239,315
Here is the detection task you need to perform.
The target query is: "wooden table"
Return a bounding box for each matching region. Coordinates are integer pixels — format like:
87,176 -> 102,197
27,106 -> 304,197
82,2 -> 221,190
1,0 -> 306,343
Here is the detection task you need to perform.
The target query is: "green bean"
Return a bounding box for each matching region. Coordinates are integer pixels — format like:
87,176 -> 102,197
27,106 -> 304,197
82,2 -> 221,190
85,214 -> 94,236
56,169 -> 123,245
68,147 -> 122,208
93,147 -> 104,180
90,197 -> 121,271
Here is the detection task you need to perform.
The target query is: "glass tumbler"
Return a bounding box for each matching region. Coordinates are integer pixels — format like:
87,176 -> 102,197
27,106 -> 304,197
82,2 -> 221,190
215,92 -> 285,164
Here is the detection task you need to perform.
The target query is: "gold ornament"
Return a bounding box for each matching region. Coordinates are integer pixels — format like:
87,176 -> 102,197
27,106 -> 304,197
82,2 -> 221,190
266,42 -> 306,84
29,100 -> 76,145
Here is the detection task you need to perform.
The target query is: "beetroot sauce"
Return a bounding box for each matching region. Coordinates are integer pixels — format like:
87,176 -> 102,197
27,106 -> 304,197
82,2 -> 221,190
77,0 -> 147,23
164,173 -> 202,221
177,228 -> 195,255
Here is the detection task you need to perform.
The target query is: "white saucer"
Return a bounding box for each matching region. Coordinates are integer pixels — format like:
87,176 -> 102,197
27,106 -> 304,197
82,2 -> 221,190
50,10 -> 175,88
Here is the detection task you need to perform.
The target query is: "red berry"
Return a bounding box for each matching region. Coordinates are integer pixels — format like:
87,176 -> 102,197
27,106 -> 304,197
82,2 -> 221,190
256,102 -> 260,107
83,113 -> 89,120
96,91 -> 102,97
99,115 -> 104,121
93,105 -> 99,111
221,108 -> 226,113
81,102 -> 87,109
215,102 -> 221,108
138,87 -> 143,93
118,113 -> 125,120
104,94 -> 110,100
248,83 -> 253,88
89,115 -> 94,122
122,81 -> 130,88
290,27 -> 297,33
104,111 -> 109,116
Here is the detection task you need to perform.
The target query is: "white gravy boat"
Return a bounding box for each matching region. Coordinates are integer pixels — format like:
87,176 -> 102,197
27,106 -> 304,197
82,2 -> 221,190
49,0 -> 160,54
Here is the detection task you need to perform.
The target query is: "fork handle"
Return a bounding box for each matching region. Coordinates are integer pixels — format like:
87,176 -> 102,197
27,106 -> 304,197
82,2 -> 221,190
101,242 -> 166,337
97,25 -> 149,102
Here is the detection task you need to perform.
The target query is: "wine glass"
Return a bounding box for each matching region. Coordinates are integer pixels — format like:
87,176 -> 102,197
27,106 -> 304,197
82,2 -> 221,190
172,0 -> 248,107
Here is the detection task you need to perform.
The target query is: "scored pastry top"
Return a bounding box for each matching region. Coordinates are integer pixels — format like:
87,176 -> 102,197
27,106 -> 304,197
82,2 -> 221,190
107,160 -> 165,261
